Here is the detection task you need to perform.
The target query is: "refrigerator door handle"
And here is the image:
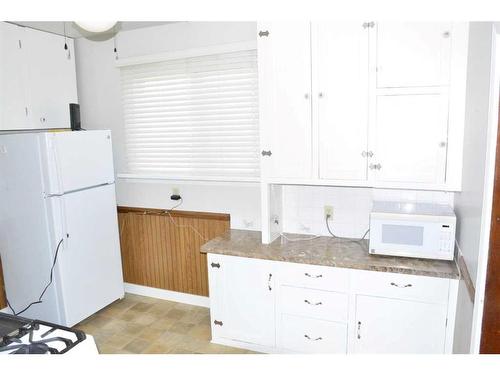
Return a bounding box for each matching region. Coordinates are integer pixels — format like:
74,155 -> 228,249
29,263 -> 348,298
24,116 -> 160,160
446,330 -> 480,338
44,135 -> 64,196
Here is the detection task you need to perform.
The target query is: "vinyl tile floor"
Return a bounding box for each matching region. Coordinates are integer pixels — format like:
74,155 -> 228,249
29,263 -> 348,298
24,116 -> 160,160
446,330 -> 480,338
75,293 -> 256,354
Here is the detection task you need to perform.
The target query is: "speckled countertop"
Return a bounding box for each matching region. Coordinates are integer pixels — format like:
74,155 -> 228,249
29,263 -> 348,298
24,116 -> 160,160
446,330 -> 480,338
201,229 -> 459,279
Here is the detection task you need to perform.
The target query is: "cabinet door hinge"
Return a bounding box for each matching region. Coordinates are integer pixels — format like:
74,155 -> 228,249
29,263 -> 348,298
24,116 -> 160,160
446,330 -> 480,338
258,30 -> 269,37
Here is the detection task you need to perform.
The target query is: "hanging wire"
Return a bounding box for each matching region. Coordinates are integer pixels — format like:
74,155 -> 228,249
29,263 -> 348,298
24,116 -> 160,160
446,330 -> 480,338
113,23 -> 118,60
63,22 -> 71,59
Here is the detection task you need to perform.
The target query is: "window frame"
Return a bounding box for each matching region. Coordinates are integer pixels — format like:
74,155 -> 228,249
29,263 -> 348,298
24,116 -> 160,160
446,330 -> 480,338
116,41 -> 260,183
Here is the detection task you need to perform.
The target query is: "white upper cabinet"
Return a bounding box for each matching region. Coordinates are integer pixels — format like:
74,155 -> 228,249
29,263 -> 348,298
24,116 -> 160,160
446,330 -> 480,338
257,21 -> 468,191
24,28 -> 77,129
371,94 -> 449,184
0,22 -> 77,131
258,22 -> 312,179
0,23 -> 29,130
375,22 -> 452,88
314,22 -> 369,181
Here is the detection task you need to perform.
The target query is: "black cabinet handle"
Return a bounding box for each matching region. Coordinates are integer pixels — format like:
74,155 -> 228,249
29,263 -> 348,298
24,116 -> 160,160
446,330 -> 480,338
211,262 -> 220,268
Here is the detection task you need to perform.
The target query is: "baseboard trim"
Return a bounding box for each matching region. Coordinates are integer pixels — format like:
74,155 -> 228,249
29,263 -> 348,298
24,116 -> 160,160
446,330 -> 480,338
123,283 -> 210,308
211,337 -> 281,354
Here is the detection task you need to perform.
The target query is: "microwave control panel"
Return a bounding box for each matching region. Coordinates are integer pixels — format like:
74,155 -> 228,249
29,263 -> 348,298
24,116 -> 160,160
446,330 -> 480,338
439,224 -> 454,253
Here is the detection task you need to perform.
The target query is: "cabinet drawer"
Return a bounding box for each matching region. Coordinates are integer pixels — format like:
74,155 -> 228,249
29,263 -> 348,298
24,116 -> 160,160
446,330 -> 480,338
280,286 -> 348,322
352,270 -> 450,304
279,314 -> 347,353
279,262 -> 349,292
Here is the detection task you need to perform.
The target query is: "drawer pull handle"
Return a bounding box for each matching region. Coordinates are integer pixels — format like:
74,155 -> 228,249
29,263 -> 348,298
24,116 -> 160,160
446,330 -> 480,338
304,273 -> 323,278
210,262 -> 220,268
357,321 -> 361,339
304,334 -> 323,341
390,282 -> 412,288
304,299 -> 323,306
214,320 -> 223,326
268,273 -> 273,291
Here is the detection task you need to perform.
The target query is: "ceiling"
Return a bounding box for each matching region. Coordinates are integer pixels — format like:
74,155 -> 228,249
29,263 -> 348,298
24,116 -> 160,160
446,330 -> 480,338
11,22 -> 175,39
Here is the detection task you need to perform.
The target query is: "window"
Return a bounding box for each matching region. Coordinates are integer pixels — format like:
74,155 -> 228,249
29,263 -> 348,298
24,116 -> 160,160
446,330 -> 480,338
119,48 -> 259,181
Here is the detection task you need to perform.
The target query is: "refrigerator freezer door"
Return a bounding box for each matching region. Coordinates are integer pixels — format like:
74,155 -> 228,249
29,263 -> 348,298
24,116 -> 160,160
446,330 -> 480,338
49,183 -> 124,327
0,133 -> 63,324
43,130 -> 115,195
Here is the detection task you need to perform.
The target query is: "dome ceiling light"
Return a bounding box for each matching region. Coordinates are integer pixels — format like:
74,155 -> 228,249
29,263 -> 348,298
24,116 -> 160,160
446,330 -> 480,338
74,21 -> 117,33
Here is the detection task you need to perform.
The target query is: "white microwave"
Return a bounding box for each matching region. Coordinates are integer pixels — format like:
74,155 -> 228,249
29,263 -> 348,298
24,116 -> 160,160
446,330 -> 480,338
369,201 -> 456,261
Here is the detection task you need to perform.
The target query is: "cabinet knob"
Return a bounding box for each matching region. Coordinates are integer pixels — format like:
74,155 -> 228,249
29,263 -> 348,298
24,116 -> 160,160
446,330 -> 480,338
362,151 -> 373,158
261,150 -> 272,157
304,93 -> 310,99
40,117 -> 46,123
318,92 -> 324,98
439,141 -> 447,148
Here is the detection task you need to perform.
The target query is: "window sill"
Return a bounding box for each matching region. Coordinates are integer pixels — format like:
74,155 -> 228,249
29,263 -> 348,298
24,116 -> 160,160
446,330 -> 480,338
116,173 -> 261,186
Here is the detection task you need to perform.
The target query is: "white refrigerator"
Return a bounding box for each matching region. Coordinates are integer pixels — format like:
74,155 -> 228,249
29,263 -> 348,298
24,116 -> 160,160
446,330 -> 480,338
0,130 -> 124,327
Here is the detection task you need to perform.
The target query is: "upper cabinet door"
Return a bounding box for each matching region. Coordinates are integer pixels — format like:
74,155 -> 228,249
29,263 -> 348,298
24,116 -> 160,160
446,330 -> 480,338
24,28 -> 77,129
258,22 -> 312,179
0,23 -> 29,130
376,22 -> 452,88
315,22 -> 369,181
371,93 -> 449,184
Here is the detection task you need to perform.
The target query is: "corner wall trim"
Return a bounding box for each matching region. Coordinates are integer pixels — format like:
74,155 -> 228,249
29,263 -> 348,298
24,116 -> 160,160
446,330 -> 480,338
123,283 -> 210,308
456,244 -> 476,303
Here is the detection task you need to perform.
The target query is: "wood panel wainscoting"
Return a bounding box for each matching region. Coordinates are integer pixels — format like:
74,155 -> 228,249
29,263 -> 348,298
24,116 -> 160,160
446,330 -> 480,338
118,206 -> 230,297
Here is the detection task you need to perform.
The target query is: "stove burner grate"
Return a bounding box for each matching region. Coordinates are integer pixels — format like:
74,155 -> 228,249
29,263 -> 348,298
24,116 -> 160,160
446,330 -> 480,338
0,320 -> 86,354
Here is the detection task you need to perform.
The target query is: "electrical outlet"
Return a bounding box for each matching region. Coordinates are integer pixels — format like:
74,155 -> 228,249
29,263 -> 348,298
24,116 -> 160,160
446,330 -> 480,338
172,187 -> 180,196
324,205 -> 334,219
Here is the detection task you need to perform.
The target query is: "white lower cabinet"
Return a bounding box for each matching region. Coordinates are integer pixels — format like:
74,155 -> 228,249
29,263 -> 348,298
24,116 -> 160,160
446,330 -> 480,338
207,254 -> 276,348
207,254 -> 458,354
280,314 -> 348,354
353,295 -> 448,354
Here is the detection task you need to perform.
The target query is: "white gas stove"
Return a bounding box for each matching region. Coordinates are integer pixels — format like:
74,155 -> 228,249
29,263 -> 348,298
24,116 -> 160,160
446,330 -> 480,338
0,313 -> 98,354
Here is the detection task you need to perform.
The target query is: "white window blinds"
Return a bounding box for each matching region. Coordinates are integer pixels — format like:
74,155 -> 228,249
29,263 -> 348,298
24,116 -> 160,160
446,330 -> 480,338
120,48 -> 260,180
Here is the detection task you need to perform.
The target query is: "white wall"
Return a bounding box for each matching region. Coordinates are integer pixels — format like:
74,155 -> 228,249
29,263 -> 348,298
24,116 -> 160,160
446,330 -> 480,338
282,186 -> 454,238
75,22 -> 261,230
453,22 -> 495,353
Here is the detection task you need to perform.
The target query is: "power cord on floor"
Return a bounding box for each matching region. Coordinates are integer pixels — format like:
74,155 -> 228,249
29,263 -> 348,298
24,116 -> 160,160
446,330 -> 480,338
6,238 -> 64,316
325,215 -> 370,243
